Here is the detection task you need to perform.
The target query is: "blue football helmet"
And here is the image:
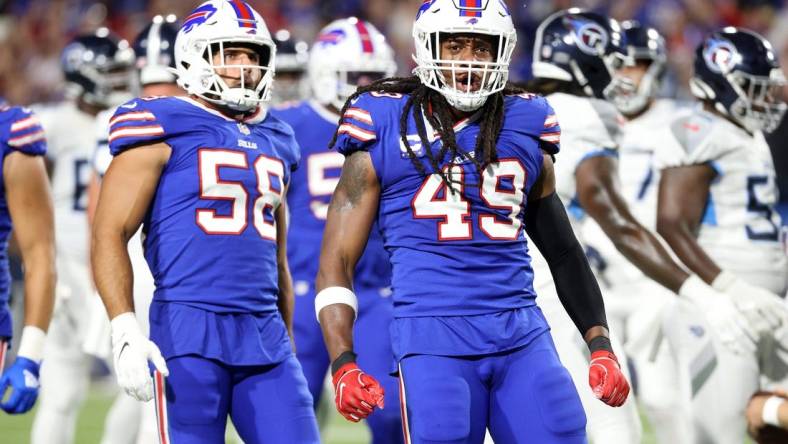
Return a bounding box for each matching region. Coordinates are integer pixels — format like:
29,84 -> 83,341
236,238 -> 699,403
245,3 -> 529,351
613,20 -> 668,115
690,27 -> 786,133
133,14 -> 179,86
61,28 -> 135,107
532,8 -> 630,99
271,29 -> 309,103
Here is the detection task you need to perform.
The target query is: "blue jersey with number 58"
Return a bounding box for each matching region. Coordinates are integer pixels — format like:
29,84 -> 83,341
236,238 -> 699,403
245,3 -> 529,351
333,92 -> 561,358
108,96 -> 299,314
269,101 -> 391,294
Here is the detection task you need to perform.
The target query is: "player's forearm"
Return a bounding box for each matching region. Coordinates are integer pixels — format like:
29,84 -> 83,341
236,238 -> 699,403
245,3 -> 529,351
20,244 -> 55,331
91,230 -> 135,319
277,264 -> 294,335
656,221 -> 721,285
318,303 -> 356,362
526,193 -> 609,336
603,221 -> 689,293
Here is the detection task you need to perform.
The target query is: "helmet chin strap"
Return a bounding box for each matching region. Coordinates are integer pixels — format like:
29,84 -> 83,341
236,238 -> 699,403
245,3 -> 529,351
221,88 -> 259,112
444,92 -> 487,112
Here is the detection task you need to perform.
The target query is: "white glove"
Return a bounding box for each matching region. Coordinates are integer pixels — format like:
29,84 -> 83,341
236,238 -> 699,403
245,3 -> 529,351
679,274 -> 756,355
110,312 -> 168,402
713,271 -> 788,335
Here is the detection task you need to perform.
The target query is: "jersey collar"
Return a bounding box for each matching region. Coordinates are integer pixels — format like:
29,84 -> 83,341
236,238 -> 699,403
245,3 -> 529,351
177,97 -> 268,124
419,104 -> 483,140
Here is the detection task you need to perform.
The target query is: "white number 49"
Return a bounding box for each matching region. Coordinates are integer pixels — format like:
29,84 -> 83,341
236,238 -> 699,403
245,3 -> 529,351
412,159 -> 527,241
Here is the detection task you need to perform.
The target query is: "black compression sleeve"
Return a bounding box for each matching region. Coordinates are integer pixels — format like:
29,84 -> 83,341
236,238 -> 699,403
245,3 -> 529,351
525,192 -> 608,336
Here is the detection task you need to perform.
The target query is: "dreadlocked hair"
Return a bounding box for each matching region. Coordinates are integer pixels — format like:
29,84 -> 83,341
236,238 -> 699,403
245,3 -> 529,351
328,76 -> 530,191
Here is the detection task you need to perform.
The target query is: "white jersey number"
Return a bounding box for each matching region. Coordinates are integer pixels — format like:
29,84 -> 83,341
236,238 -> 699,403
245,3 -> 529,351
307,152 -> 345,220
412,159 -> 526,241
196,149 -> 284,239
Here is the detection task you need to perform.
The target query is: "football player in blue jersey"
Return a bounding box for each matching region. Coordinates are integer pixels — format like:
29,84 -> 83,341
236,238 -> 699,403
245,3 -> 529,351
315,1 -> 629,442
90,1 -> 320,443
270,17 -> 402,443
0,102 -> 56,415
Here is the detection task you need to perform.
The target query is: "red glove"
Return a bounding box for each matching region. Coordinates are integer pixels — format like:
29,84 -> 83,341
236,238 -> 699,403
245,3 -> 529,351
589,350 -> 630,407
332,361 -> 385,422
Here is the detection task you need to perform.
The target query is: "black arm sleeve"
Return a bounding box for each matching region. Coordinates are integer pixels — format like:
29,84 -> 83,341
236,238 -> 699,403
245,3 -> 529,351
524,192 -> 608,336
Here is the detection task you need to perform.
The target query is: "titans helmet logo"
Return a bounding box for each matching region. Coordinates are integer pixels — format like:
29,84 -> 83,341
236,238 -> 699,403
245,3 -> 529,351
703,38 -> 739,74
575,22 -> 609,56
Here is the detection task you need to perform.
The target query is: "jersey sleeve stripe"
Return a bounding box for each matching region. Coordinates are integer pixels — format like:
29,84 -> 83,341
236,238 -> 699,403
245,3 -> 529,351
344,108 -> 373,125
10,116 -> 42,133
108,125 -> 165,143
543,114 -> 559,128
338,123 -> 376,142
110,111 -> 157,127
540,131 -> 561,143
8,130 -> 46,147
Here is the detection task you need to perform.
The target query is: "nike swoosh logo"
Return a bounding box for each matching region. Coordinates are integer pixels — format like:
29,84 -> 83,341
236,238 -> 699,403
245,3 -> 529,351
338,382 -> 347,406
121,102 -> 138,109
119,342 -> 130,358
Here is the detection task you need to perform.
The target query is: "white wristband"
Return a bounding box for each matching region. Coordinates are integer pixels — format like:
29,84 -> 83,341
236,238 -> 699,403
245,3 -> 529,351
315,287 -> 358,322
711,270 -> 737,292
678,274 -> 706,299
763,395 -> 785,427
17,326 -> 46,363
110,312 -> 142,339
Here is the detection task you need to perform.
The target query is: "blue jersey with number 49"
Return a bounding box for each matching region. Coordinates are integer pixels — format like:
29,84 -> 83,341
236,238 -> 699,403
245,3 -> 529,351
333,92 -> 561,358
0,102 -> 47,338
269,101 -> 391,293
108,96 -> 299,314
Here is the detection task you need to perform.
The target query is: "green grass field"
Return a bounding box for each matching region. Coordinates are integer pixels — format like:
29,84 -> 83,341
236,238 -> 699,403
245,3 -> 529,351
0,379 -> 372,444
0,380 -> 658,444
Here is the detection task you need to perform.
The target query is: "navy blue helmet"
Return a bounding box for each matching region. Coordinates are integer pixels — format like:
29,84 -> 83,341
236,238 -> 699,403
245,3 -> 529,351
532,9 -> 630,99
271,29 -> 309,103
61,28 -> 135,107
613,20 -> 667,115
690,27 -> 786,133
133,14 -> 179,86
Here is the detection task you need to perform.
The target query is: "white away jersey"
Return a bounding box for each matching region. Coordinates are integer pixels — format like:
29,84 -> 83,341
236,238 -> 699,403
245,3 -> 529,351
530,93 -> 623,290
34,101 -> 99,264
655,108 -> 787,294
546,92 -> 622,205
582,100 -> 691,286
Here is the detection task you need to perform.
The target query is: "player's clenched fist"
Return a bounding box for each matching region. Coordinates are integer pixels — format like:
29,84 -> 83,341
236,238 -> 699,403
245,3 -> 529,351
110,313 -> 169,402
331,352 -> 384,422
589,350 -> 630,407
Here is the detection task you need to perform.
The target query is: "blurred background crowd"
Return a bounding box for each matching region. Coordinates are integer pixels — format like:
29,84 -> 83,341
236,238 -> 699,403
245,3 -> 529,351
0,0 -> 787,204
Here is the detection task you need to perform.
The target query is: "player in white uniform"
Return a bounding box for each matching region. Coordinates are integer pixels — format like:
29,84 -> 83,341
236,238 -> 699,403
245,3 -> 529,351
581,21 -> 691,443
30,29 -> 134,444
527,10 -> 764,443
83,16 -> 184,444
655,28 -> 788,444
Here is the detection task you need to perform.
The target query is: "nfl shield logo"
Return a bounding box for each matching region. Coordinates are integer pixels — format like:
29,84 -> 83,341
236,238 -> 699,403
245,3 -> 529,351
237,123 -> 251,135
